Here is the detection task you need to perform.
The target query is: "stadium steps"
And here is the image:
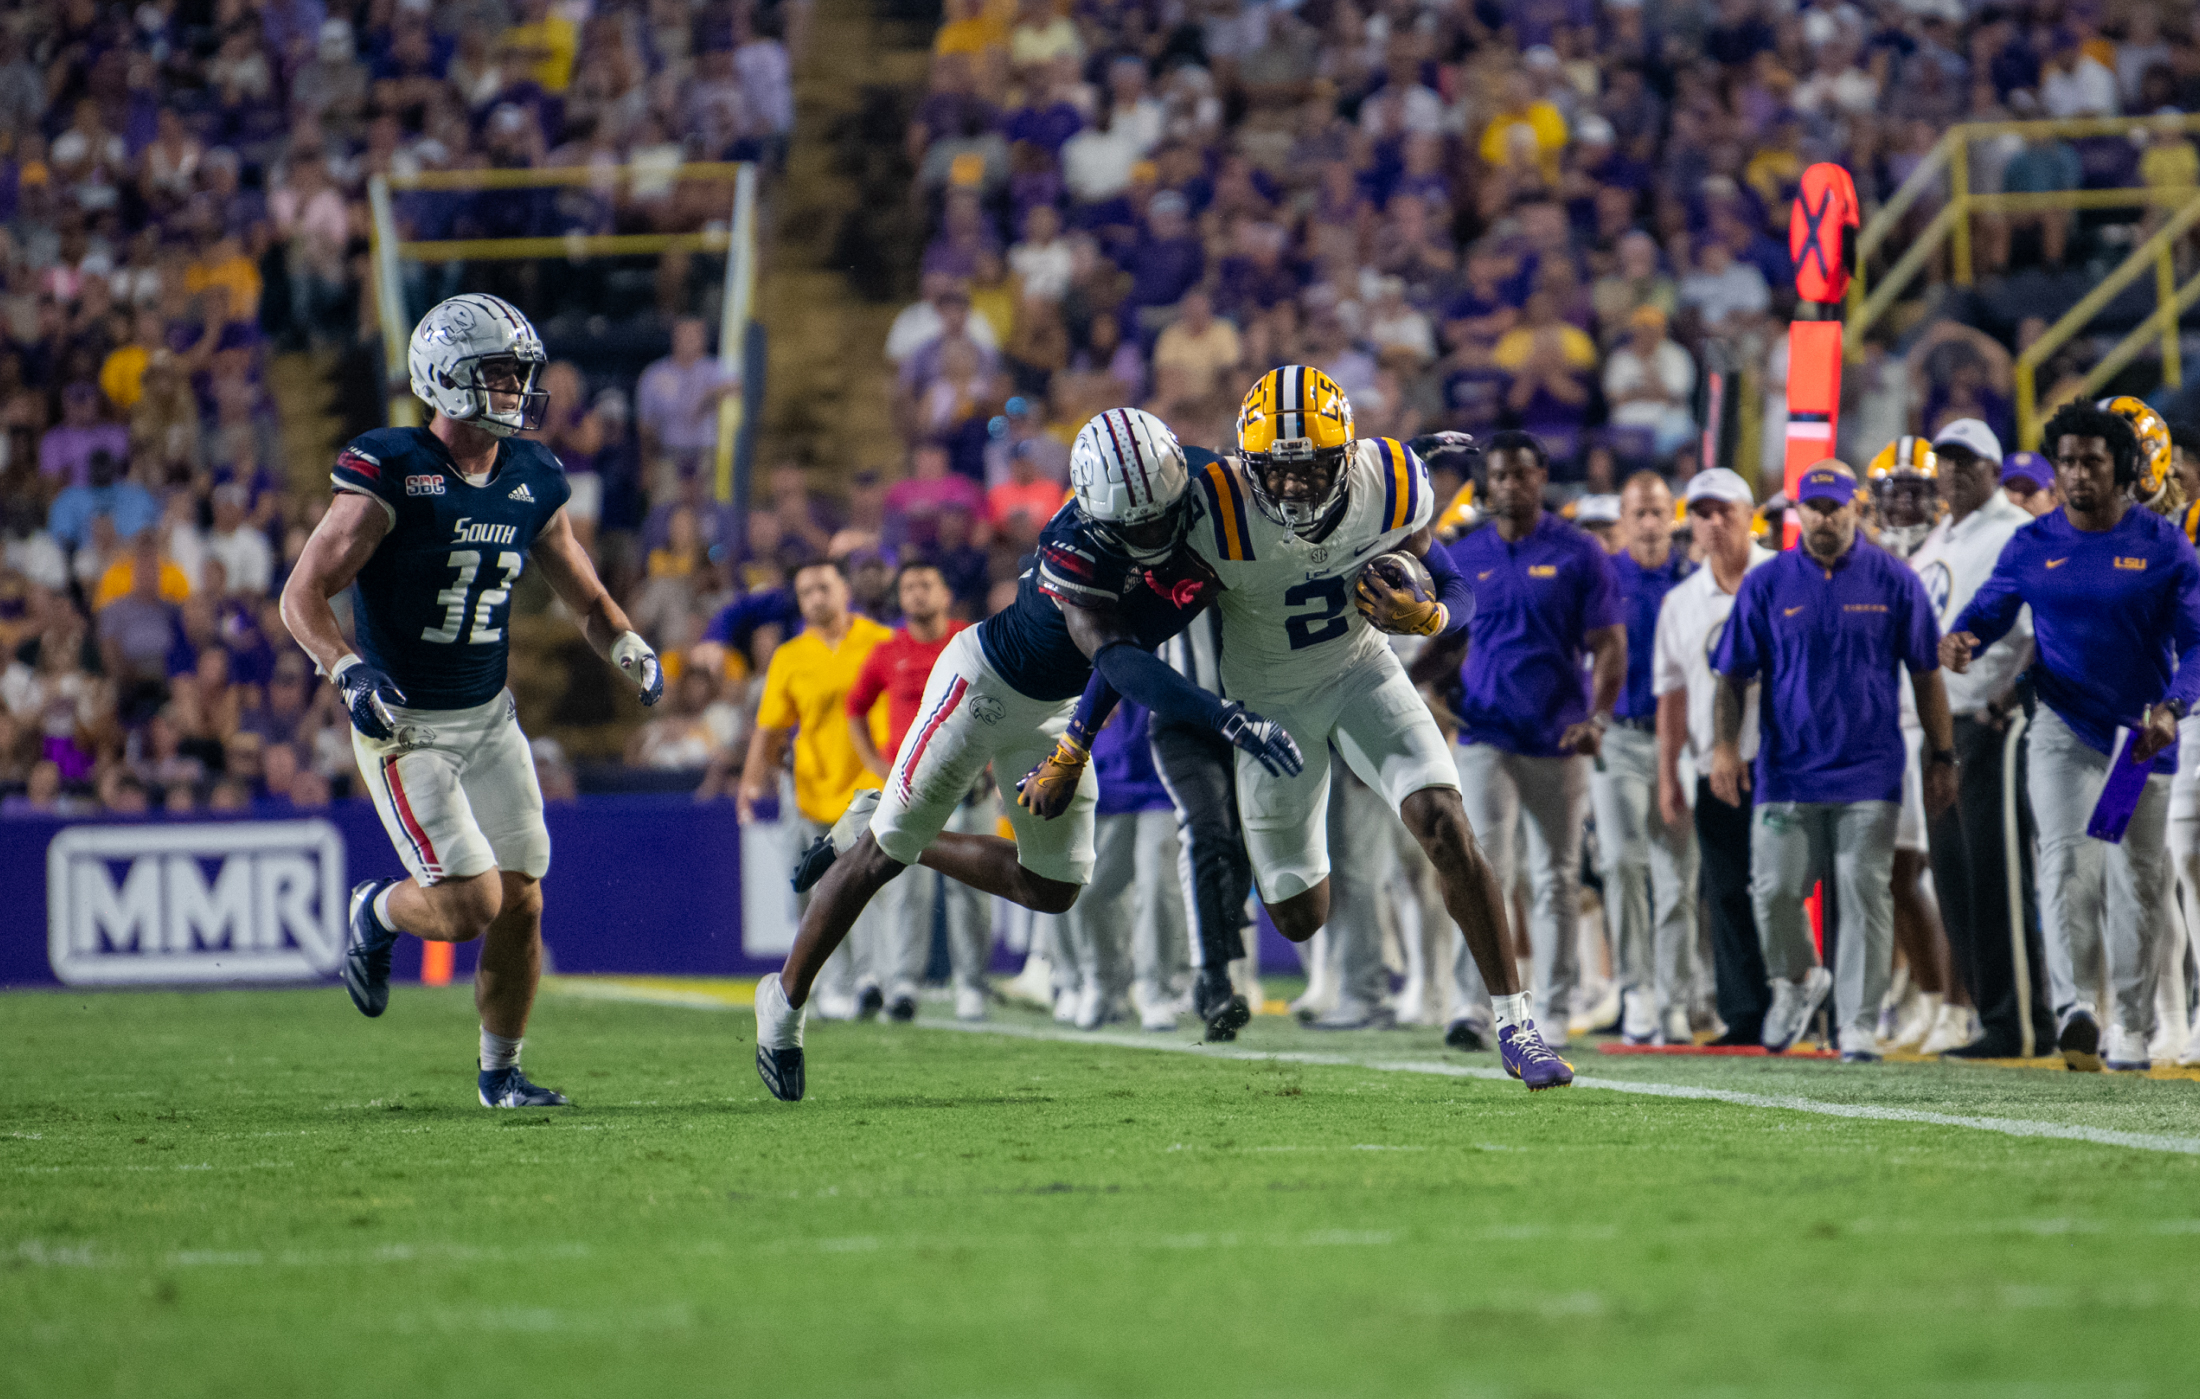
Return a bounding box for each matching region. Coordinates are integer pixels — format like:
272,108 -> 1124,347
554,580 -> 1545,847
268,350 -> 346,493
752,0 -> 928,479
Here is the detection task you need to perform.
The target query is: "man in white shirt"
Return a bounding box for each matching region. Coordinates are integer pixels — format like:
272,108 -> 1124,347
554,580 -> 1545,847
1653,467 -> 1775,1044
1910,421 -> 2050,1058
203,484 -> 273,597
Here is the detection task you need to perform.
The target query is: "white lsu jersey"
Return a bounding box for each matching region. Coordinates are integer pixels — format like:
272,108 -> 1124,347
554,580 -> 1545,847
1186,437 -> 1433,703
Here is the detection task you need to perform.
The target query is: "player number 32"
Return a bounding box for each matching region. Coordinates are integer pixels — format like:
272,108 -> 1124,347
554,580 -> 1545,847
422,549 -> 522,645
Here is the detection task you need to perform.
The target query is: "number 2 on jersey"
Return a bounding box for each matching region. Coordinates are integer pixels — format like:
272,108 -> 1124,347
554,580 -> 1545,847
1284,576 -> 1349,650
421,549 -> 522,645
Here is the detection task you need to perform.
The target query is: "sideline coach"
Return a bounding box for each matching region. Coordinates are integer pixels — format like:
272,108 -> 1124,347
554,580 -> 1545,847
1711,461 -> 1956,1060
1944,401 -> 2200,1073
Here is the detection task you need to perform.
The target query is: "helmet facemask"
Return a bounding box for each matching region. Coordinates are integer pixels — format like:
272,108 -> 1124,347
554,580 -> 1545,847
1244,440 -> 1349,535
446,352 -> 549,437
1085,498 -> 1188,564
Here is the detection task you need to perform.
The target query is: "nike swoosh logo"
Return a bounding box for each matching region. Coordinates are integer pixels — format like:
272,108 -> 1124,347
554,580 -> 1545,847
2045,558 -> 2068,569
1784,606 -> 1804,617
1349,537 -> 1386,559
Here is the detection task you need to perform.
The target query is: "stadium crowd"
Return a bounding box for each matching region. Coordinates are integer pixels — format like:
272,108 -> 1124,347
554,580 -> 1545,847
8,0 -> 2200,1066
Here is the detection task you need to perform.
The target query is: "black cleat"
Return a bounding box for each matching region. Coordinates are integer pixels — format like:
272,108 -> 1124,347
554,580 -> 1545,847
1943,1036 -> 2025,1060
886,994 -> 916,1022
757,1045 -> 805,1101
793,789 -> 881,893
341,879 -> 401,1018
1444,1018 -> 1488,1052
1193,970 -> 1250,1043
753,973 -> 807,1101
857,985 -> 885,1020
2057,1010 -> 2102,1072
479,1067 -> 570,1107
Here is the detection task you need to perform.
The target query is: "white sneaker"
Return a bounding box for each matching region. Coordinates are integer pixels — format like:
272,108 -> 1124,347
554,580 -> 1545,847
1573,982 -> 1621,1036
1133,985 -> 1177,1032
1659,1004 -> 1693,1046
1052,986 -> 1078,1024
2104,1026 -> 2152,1072
2181,1014 -> 2200,1066
1883,991 -> 1939,1052
1620,987 -> 1657,1045
953,984 -> 988,1022
1763,967 -> 1832,1052
1073,984 -> 1110,1031
1919,1003 -> 1979,1055
1000,953 -> 1055,1008
811,990 -> 859,1021
2147,1018 -> 2185,1064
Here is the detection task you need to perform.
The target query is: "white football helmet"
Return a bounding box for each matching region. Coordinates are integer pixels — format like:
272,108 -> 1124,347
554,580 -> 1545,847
1069,407 -> 1191,562
407,293 -> 548,437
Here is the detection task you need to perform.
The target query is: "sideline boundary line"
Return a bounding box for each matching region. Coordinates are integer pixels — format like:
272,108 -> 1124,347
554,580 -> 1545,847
551,981 -> 2200,1157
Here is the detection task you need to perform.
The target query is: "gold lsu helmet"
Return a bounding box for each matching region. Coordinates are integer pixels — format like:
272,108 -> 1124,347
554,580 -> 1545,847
1236,365 -> 1354,533
1866,435 -> 1939,483
2097,395 -> 2173,504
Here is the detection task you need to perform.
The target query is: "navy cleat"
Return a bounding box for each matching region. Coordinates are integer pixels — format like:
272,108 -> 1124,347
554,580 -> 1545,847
792,788 -> 882,894
478,1066 -> 570,1107
341,879 -> 402,1018
1444,1017 -> 1489,1052
753,972 -> 807,1102
1192,969 -> 1250,1043
1498,1021 -> 1574,1091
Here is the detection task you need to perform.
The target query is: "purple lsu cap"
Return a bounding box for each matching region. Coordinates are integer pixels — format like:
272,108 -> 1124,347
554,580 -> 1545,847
1795,461 -> 1862,505
2002,451 -> 2054,488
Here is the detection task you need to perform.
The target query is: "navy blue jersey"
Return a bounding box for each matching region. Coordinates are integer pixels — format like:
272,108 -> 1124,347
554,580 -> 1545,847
976,500 -> 1215,702
332,427 -> 572,711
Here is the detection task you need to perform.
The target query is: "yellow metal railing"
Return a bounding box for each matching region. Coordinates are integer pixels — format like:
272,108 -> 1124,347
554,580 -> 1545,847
1844,114 -> 2200,448
364,163 -> 759,506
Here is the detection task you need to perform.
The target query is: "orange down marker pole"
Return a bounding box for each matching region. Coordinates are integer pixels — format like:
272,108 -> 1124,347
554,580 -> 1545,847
421,940 -> 454,987
1784,162 -> 1860,547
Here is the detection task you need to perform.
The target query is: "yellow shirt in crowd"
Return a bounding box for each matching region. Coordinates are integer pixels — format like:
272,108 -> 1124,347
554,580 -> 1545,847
93,559 -> 192,610
755,615 -> 893,825
504,14 -> 578,93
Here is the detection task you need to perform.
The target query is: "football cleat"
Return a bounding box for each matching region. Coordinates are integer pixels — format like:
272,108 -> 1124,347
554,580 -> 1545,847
792,788 -> 881,893
478,1067 -> 569,1107
753,972 -> 806,1102
1620,987 -> 1657,1046
2058,1008 -> 2103,1072
1762,967 -> 1833,1053
1192,969 -> 1250,1043
856,985 -> 885,1020
1499,1022 -> 1574,1090
341,878 -> 402,1018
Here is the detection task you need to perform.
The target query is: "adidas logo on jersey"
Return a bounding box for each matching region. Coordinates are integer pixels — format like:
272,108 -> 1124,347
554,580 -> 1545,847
508,483 -> 534,502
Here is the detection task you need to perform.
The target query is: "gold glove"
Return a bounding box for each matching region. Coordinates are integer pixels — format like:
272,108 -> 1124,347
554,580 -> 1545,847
1015,734 -> 1090,820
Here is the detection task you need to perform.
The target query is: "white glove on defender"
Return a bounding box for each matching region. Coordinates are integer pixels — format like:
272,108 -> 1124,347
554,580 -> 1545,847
612,631 -> 664,706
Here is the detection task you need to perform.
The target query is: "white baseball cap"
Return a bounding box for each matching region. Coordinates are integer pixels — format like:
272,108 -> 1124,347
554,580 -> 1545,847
1684,467 -> 1755,509
1931,417 -> 2004,465
1574,493 -> 1622,525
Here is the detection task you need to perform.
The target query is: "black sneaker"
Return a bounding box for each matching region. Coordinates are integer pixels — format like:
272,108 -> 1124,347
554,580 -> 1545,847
856,985 -> 885,1020
340,879 -> 401,1018
2057,1010 -> 2103,1072
1943,1036 -> 2024,1060
1444,1018 -> 1488,1052
1192,970 -> 1250,1043
886,994 -> 917,1022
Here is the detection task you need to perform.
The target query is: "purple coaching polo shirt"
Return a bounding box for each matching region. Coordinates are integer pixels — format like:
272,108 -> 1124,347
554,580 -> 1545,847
1611,549 -> 1692,721
1713,537 -> 1941,804
1447,511 -> 1621,757
1953,503 -> 2200,771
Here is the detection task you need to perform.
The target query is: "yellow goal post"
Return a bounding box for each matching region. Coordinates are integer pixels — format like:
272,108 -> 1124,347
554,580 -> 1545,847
365,162 -> 761,505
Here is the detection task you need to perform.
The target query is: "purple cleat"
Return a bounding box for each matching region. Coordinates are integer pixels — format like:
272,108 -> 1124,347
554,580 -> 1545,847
1498,1021 -> 1574,1091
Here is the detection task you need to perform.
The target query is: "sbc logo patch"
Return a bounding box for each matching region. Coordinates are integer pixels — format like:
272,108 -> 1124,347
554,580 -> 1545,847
406,474 -> 446,497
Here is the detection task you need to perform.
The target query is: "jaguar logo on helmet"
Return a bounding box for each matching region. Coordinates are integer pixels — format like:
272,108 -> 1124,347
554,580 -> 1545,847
1237,365 -> 1355,536
408,293 -> 550,438
2098,395 -> 2175,508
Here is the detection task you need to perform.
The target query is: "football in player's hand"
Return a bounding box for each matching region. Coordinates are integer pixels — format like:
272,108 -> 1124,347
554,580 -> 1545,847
1360,552 -> 1433,601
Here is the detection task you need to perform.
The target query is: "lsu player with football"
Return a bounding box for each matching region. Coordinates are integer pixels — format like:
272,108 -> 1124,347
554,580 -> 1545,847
280,294 -> 665,1108
751,408 -> 1304,1101
1049,368 -> 1573,1088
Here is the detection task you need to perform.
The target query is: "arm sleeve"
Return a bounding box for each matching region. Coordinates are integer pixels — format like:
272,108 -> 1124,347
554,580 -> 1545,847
1064,668 -> 1123,750
1711,575 -> 1762,680
845,648 -> 889,718
1949,537 -> 2028,649
755,649 -> 798,730
1899,568 -> 1942,673
1421,538 -> 1475,636
1093,640 -> 1230,732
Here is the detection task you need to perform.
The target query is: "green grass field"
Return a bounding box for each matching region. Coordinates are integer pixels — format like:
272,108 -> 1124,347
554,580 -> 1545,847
6,982 -> 2199,1399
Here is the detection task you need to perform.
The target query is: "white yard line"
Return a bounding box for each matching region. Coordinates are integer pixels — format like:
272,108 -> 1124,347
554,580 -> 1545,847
552,983 -> 2200,1157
